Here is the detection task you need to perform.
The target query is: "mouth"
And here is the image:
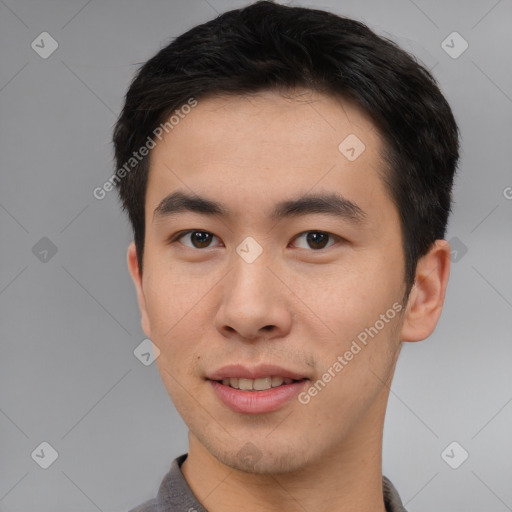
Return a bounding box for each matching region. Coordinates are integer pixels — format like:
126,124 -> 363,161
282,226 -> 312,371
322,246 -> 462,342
206,365 -> 310,414
213,376 -> 307,391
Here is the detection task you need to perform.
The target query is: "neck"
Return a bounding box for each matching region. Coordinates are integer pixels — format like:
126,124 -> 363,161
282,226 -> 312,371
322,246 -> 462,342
181,401 -> 388,512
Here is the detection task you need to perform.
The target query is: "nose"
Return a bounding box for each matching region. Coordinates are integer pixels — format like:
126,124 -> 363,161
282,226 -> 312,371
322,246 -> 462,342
214,249 -> 292,342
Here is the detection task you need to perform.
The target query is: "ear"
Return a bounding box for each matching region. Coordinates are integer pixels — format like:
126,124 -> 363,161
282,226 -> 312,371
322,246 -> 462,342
400,239 -> 451,342
127,241 -> 152,338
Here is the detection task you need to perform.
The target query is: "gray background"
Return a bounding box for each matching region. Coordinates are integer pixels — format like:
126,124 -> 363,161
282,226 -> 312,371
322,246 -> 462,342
1,0 -> 511,510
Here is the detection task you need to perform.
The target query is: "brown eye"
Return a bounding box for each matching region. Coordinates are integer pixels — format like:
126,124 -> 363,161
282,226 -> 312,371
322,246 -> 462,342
178,230 -> 218,249
293,231 -> 337,250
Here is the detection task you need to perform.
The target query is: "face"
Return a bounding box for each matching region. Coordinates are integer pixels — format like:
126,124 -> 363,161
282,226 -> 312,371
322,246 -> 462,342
129,89 -> 412,474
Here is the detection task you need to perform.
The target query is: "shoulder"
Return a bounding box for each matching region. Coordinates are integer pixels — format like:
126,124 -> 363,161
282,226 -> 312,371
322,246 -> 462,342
127,453 -> 193,512
383,475 -> 407,512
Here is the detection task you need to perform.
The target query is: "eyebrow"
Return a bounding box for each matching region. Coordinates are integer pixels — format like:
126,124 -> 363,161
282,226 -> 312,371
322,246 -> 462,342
153,190 -> 366,224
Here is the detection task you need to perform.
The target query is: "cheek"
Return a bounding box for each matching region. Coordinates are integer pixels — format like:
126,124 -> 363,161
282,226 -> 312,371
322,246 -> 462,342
304,311 -> 402,425
147,274 -> 205,402
141,278 -> 200,380
143,256 -> 209,331
298,257 -> 404,392
301,259 -> 400,334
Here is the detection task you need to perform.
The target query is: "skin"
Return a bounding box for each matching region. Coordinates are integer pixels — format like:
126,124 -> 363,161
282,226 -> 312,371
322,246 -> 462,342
127,89 -> 451,512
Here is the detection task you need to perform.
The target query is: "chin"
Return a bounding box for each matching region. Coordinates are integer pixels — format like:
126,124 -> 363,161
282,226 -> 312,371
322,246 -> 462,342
210,438 -> 315,475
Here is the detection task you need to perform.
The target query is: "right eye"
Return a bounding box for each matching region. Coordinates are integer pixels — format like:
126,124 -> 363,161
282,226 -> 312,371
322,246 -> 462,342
172,230 -> 223,249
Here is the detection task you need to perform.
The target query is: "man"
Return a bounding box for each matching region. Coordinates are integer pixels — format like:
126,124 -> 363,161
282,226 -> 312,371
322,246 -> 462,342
113,2 -> 459,511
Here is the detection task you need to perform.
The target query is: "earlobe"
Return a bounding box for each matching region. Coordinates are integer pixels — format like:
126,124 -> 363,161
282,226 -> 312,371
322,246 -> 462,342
127,242 -> 152,338
400,239 -> 451,342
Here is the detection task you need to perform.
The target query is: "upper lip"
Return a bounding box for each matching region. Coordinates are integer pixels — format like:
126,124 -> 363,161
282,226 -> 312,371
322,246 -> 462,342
207,364 -> 309,381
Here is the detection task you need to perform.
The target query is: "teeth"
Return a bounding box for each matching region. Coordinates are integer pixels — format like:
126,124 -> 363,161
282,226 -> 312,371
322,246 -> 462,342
238,378 -> 254,391
253,377 -> 272,390
220,376 -> 295,390
272,376 -> 284,387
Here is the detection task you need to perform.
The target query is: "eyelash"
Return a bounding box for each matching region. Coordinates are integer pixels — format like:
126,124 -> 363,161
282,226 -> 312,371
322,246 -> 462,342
168,229 -> 343,251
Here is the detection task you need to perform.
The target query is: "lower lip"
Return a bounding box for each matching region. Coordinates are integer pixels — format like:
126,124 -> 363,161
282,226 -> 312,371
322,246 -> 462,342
208,379 -> 308,414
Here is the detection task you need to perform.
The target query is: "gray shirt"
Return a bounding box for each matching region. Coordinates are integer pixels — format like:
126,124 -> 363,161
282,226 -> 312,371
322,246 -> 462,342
129,454 -> 407,512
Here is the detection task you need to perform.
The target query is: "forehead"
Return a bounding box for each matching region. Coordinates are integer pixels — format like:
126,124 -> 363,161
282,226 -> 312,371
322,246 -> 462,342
153,88 -> 381,160
146,89 -> 391,227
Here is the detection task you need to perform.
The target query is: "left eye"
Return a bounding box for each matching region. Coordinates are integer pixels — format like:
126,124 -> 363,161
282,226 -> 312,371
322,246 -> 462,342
174,230 -> 338,250
292,231 -> 338,250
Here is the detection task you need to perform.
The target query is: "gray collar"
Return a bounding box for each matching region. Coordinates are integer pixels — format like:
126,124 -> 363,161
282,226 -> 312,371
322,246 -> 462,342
150,454 -> 408,512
